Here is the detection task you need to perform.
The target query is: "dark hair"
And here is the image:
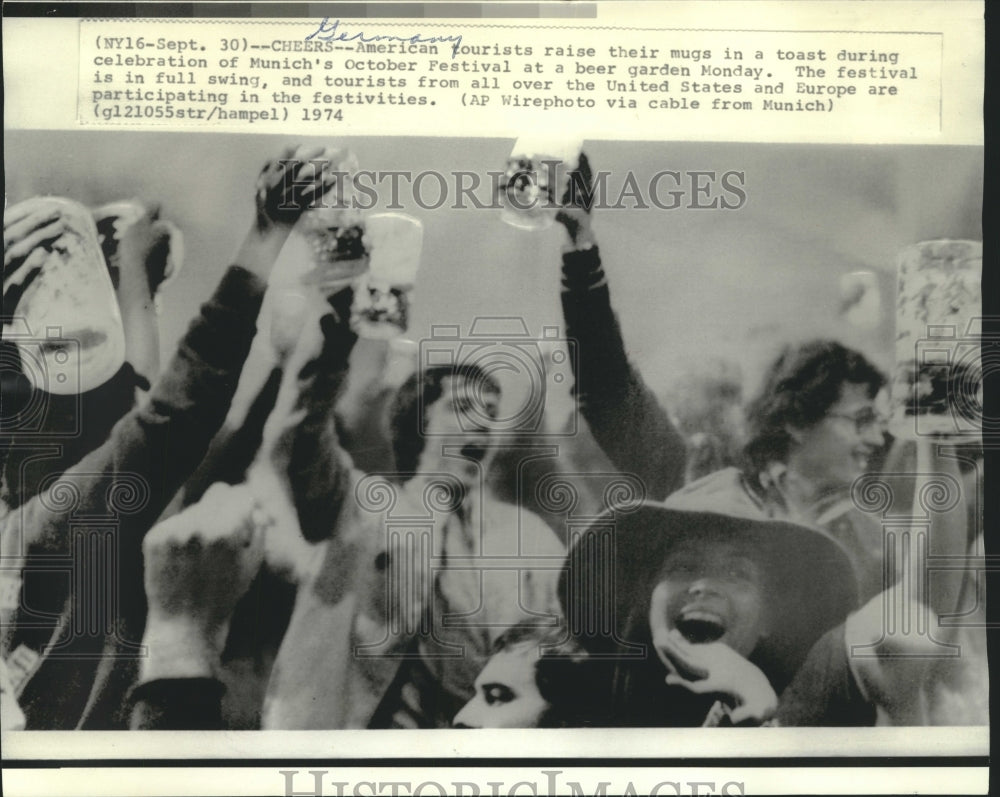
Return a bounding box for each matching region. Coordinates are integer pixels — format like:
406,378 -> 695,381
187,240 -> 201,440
742,340 -> 885,474
492,622 -> 612,728
389,363 -> 500,479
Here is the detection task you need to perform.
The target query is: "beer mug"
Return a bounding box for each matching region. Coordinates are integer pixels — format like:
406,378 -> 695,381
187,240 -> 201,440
93,200 -> 185,300
890,239 -> 983,439
4,197 -> 127,395
295,148 -> 368,292
351,213 -> 423,340
500,136 -> 583,230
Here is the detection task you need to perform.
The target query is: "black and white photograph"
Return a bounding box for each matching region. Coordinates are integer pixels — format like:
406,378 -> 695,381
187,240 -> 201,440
0,2 -> 989,795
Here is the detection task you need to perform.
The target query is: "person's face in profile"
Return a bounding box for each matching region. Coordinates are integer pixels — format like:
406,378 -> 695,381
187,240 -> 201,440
452,644 -> 549,729
649,537 -> 769,658
789,382 -> 889,491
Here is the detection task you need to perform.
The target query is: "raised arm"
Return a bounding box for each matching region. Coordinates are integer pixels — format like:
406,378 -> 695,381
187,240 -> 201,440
844,438 -> 977,724
556,155 -> 686,500
276,286 -> 360,543
0,152 -> 340,704
130,482 -> 267,730
777,438 -> 981,727
1,148 -> 335,558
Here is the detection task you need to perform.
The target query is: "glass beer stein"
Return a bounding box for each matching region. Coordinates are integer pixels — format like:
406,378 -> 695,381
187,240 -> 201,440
351,212 -> 423,340
890,239 -> 983,439
295,147 -> 368,293
6,197 -> 126,395
92,199 -> 185,297
500,136 -> 583,230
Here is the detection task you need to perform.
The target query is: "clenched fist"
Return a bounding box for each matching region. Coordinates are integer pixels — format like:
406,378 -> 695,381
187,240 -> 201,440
140,482 -> 270,681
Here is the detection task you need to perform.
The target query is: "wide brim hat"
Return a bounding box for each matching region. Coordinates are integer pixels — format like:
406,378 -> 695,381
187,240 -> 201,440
559,501 -> 859,690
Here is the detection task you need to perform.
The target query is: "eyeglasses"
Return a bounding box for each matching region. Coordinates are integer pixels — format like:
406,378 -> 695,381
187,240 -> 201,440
827,408 -> 889,434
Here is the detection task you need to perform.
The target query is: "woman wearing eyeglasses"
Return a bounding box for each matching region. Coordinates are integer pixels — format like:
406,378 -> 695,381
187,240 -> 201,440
663,339 -> 890,602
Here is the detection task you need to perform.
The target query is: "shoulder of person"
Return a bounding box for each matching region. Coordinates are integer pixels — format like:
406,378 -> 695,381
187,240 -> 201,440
664,467 -> 760,514
489,497 -> 566,555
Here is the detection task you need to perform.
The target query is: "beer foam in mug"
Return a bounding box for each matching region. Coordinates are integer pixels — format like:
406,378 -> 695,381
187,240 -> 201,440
299,202 -> 365,235
509,136 -> 583,168
365,212 -> 423,286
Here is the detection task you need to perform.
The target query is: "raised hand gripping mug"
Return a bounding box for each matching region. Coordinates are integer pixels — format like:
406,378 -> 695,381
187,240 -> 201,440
500,136 -> 583,230
5,197 -> 126,395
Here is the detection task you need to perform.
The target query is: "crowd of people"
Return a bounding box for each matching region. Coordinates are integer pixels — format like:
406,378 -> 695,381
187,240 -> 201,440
0,145 -> 987,731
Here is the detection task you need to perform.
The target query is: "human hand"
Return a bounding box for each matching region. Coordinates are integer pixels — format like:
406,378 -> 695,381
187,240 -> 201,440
141,482 -> 270,679
254,144 -> 342,234
2,203 -> 67,314
654,628 -> 777,725
555,151 -> 595,248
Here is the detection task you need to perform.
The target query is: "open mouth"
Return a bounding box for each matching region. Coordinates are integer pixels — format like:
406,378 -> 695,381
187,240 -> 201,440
674,611 -> 727,644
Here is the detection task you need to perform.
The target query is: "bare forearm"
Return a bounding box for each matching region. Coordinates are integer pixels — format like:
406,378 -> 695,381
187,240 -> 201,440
907,440 -> 967,618
139,618 -> 222,683
115,242 -> 161,383
233,226 -> 291,282
117,298 -> 160,385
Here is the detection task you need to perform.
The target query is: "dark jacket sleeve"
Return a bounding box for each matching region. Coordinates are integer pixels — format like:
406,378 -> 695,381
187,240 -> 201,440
560,245 -> 686,501
775,624 -> 876,727
179,365 -> 284,508
8,266 -> 266,559
129,678 -> 225,730
3,266 -> 266,729
277,292 -> 359,543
